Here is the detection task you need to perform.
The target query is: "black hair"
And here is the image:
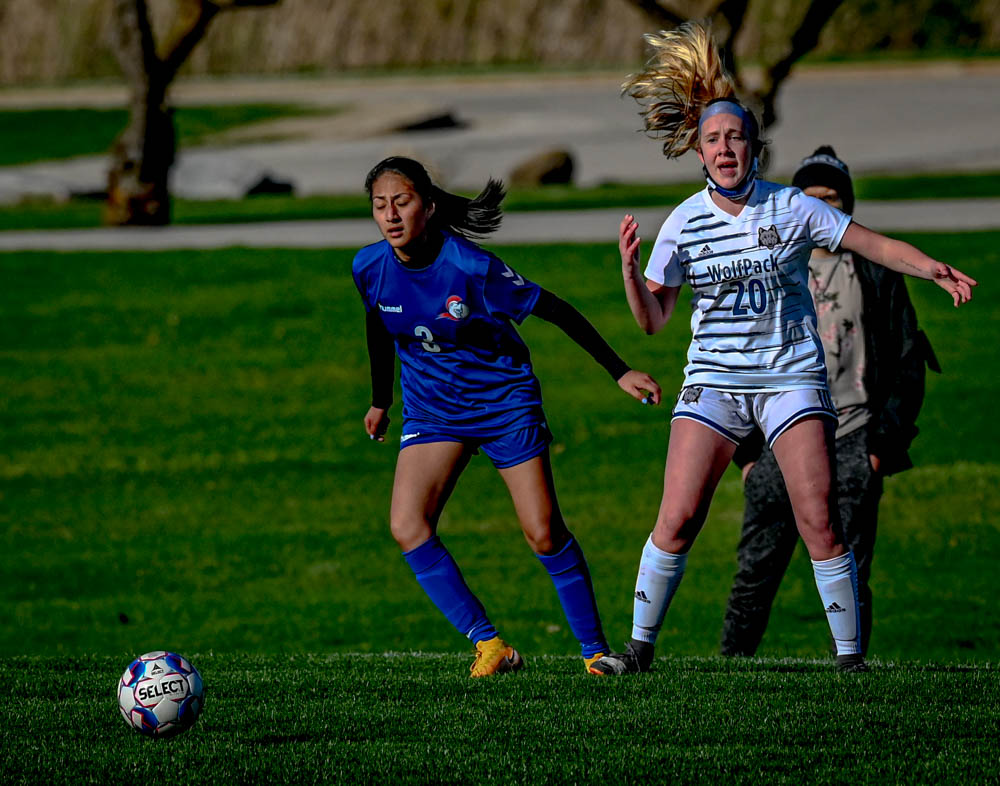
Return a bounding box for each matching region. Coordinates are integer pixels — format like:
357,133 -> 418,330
792,145 -> 854,215
364,156 -> 505,241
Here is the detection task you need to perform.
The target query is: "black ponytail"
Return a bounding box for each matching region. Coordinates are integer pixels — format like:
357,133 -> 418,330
365,156 -> 505,241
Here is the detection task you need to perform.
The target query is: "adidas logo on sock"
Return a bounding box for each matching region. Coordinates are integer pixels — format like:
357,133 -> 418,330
698,244 -> 713,256
634,590 -> 651,604
826,602 -> 846,614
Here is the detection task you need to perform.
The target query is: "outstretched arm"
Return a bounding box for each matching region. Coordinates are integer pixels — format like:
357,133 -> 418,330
620,214 -> 682,333
840,222 -> 977,307
531,289 -> 662,405
364,309 -> 394,441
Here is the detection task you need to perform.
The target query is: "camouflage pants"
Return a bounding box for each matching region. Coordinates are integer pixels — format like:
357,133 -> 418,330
720,426 -> 883,656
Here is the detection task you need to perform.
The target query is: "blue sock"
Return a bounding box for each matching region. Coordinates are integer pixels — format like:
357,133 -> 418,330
403,536 -> 497,644
537,535 -> 609,658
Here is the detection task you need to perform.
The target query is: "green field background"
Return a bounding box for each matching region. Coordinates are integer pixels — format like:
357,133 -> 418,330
1,234 -> 997,663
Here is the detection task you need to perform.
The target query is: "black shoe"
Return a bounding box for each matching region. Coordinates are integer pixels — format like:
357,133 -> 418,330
589,641 -> 653,675
836,654 -> 870,673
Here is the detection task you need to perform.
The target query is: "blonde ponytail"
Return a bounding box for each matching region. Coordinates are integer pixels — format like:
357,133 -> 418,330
623,21 -> 738,158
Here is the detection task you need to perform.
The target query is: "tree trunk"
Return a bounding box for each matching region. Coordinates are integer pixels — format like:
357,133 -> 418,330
105,87 -> 175,226
105,0 -> 173,226
104,0 -> 276,226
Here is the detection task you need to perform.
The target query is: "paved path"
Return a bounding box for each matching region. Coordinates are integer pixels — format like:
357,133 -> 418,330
1,198 -> 998,251
1,62 -> 999,200
1,63 -> 997,249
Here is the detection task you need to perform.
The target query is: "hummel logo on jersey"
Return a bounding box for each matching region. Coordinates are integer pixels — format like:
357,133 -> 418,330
825,602 -> 847,613
698,244 -> 713,257
634,590 -> 651,604
400,433 -> 422,442
501,263 -> 524,286
379,303 -> 403,313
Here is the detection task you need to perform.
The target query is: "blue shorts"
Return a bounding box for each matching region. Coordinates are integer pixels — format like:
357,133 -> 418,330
671,386 -> 837,448
399,421 -> 553,469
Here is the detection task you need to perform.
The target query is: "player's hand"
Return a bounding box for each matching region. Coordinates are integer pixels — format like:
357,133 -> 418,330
617,369 -> 661,405
931,262 -> 977,307
619,214 -> 642,277
365,407 -> 390,442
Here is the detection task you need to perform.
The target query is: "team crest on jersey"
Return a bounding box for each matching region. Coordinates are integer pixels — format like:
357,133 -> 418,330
758,225 -> 782,249
680,386 -> 703,405
438,295 -> 470,321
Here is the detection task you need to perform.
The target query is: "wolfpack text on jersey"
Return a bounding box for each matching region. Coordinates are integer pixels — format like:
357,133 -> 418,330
644,181 -> 851,391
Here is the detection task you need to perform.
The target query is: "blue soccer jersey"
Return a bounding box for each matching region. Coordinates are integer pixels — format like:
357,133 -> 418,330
353,232 -> 544,435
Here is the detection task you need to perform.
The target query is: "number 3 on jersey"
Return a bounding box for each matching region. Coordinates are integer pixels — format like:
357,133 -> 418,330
732,278 -> 768,316
414,325 -> 441,352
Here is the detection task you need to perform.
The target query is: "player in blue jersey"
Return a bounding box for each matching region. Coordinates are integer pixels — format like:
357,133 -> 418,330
354,156 -> 662,677
592,22 -> 976,675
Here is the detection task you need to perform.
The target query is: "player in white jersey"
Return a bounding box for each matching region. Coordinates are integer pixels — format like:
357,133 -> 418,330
592,21 -> 976,675
646,179 -> 849,394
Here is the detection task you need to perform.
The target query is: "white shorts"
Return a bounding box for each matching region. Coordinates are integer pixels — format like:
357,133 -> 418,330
671,386 -> 837,448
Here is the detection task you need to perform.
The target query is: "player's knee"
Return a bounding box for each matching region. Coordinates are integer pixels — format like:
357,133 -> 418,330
389,514 -> 432,552
652,511 -> 700,552
517,509 -> 567,555
797,515 -> 839,556
522,518 -> 570,556
520,523 -> 556,555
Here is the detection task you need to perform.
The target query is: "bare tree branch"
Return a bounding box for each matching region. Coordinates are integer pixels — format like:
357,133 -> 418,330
629,0 -> 686,28
160,0 -> 279,84
624,1 -> 749,87
108,0 -> 159,93
211,0 -> 283,5
711,0 -> 750,84
759,0 -> 845,127
620,0 -> 843,131
159,0 -> 222,85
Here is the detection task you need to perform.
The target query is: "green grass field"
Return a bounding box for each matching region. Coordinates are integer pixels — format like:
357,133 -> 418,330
0,104 -> 334,168
1,234 -> 997,782
3,655 -> 996,785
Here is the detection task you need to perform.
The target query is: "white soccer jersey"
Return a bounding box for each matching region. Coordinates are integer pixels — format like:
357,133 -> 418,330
644,180 -> 852,392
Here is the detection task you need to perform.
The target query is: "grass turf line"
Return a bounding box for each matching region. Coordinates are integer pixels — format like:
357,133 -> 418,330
2,655 -> 998,785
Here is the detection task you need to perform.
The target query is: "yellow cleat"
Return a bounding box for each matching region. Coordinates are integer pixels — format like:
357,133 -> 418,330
584,652 -> 609,675
469,636 -> 524,678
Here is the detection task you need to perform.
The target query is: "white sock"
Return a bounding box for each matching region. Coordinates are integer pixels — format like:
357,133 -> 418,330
812,551 -> 862,655
631,535 -> 687,644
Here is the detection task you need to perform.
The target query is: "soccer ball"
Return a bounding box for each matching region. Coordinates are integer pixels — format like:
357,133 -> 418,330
117,651 -> 204,738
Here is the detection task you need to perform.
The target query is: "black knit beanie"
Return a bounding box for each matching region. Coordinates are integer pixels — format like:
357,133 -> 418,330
792,145 -> 855,215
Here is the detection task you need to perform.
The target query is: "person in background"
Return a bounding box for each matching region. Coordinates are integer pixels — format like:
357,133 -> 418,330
720,146 -> 940,658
